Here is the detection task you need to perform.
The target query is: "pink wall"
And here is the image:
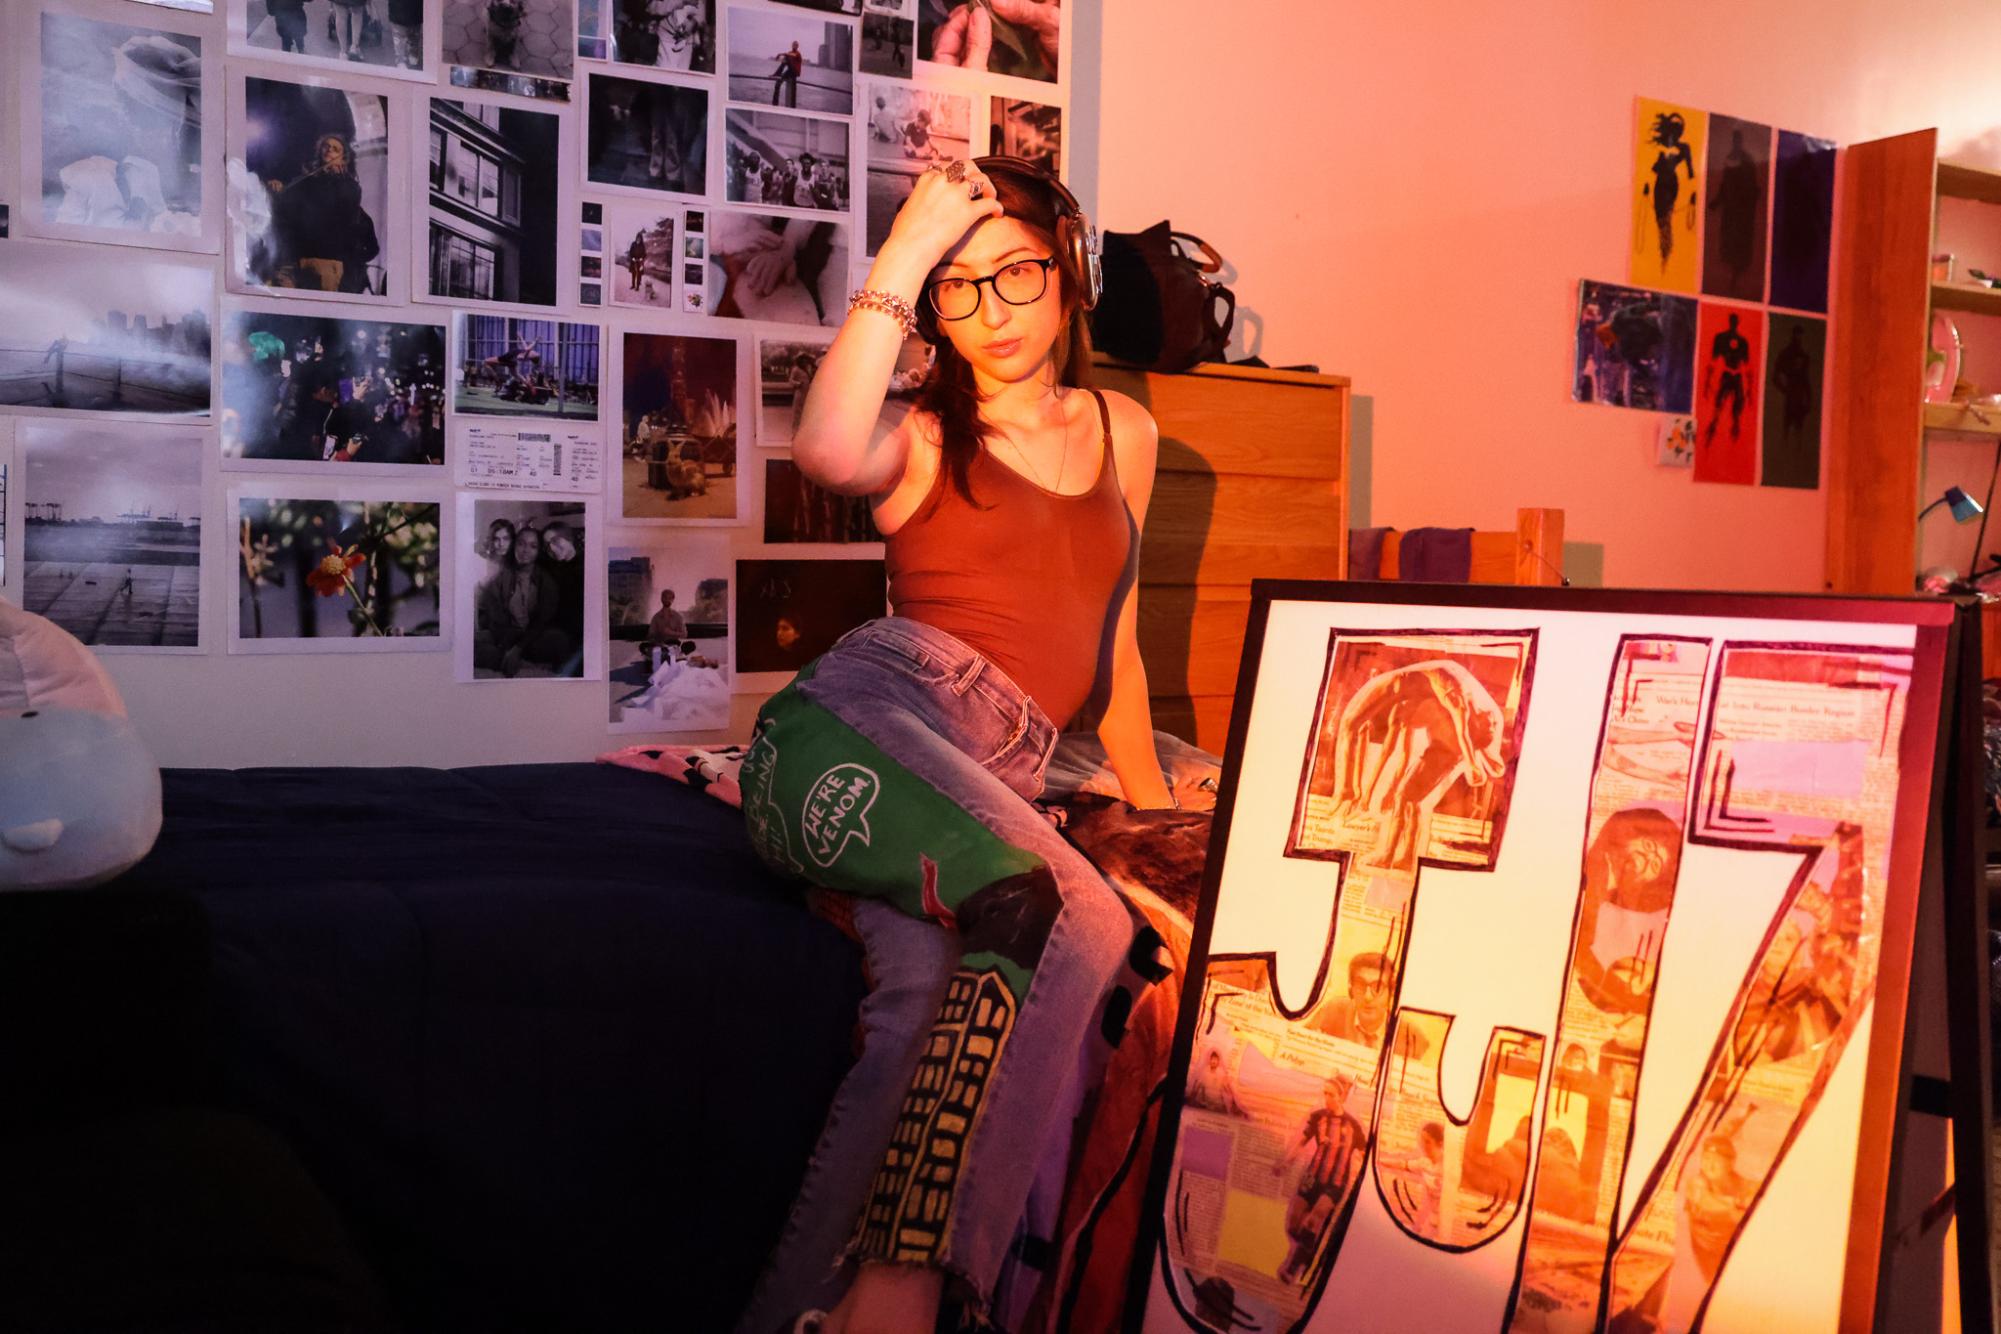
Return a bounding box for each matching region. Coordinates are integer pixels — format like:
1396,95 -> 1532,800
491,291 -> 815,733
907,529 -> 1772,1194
1074,1 -> 2001,591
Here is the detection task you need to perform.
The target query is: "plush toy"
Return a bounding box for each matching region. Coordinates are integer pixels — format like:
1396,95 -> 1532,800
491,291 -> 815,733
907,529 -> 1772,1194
0,599 -> 162,890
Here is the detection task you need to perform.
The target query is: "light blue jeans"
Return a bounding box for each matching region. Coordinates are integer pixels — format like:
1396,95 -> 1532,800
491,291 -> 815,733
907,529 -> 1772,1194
733,617 -> 1135,1331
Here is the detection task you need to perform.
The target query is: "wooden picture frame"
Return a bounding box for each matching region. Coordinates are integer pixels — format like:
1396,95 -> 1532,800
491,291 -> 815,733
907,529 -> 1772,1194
1128,581 -> 1980,1334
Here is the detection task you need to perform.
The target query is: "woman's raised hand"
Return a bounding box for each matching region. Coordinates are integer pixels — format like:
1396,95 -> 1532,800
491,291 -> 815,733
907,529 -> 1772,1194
881,159 -> 1005,271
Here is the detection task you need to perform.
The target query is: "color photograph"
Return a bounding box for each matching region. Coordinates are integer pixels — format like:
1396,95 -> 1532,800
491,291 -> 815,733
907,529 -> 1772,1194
221,306 -> 447,469
1771,130 -> 1836,313
232,75 -> 393,299
579,0 -> 715,70
454,315 -> 600,420
989,97 -> 1061,175
442,0 -> 576,85
763,458 -> 879,543
233,493 -> 443,648
1628,98 -> 1707,295
725,109 -> 852,213
1693,302 -> 1763,485
20,420 -> 202,650
1761,313 -> 1825,489
1572,279 -> 1695,414
32,8 -> 213,251
603,199 -> 679,308
918,0 -> 1058,82
607,538 -> 731,731
735,556 -> 883,674
703,208 -> 851,325
585,73 -> 710,197
864,83 -> 970,254
458,496 -> 590,679
620,331 -> 739,520
1701,114 -> 1770,303
235,0 -> 429,75
425,97 -> 564,307
727,6 -> 857,115
0,242 -> 213,418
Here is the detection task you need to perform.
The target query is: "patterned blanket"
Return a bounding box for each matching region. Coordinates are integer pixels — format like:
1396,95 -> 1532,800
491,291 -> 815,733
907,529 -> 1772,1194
601,736 -> 1216,1333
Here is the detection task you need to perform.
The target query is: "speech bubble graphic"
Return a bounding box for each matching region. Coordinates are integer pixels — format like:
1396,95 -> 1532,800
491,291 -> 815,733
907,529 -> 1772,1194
801,762 -> 879,869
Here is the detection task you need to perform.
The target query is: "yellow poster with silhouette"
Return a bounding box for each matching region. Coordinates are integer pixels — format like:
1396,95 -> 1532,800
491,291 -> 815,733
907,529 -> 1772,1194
1631,98 -> 1707,294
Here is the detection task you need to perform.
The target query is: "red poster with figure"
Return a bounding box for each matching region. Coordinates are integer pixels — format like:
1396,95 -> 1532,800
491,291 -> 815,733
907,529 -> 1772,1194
1693,302 -> 1765,485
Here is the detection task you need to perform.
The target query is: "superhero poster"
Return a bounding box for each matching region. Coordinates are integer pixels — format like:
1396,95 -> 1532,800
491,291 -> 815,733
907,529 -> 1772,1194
1692,302 -> 1764,486
1630,98 -> 1709,295
1136,588 -> 1958,1334
1572,280 -> 1695,415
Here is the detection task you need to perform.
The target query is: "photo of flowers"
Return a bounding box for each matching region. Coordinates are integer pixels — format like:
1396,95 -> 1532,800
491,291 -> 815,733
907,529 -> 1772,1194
231,492 -> 444,651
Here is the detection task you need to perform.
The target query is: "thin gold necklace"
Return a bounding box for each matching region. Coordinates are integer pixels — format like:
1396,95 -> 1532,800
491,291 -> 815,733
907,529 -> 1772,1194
995,390 -> 1070,491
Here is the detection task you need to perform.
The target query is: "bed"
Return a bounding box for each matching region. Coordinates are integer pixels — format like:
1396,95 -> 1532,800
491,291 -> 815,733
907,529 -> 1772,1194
5,362 -> 1572,1332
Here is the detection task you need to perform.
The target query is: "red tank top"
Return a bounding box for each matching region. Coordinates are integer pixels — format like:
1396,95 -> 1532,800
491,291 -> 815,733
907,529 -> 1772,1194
885,389 -> 1133,730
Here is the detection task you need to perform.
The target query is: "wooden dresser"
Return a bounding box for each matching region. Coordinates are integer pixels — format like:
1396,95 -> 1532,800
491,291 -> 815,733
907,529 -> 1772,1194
1091,356 -> 1352,753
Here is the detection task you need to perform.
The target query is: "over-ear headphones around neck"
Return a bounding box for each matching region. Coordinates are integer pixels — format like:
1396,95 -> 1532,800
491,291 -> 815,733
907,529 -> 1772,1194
972,155 -> 1103,312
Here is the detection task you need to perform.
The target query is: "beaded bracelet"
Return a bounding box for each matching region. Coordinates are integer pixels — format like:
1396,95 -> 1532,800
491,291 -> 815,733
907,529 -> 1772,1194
848,288 -> 918,339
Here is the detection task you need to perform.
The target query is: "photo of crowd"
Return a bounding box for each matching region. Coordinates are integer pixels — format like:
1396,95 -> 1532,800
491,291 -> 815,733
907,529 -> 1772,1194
725,109 -> 851,213
463,498 -> 588,678
235,76 -> 391,297
35,10 -> 209,248
221,309 -> 446,467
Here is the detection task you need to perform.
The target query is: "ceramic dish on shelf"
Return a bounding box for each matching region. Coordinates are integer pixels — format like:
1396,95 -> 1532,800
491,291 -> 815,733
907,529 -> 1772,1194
1926,312 -> 1963,405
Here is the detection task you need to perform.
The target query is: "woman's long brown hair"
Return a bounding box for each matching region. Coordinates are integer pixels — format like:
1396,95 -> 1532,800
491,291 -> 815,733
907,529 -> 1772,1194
915,161 -> 1095,508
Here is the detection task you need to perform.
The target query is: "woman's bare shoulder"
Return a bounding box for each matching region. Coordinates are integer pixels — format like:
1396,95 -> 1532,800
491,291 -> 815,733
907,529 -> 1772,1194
1091,387 -> 1159,452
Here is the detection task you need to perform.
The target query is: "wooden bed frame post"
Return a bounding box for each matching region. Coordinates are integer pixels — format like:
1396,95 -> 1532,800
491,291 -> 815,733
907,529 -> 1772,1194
1514,507 -> 1566,586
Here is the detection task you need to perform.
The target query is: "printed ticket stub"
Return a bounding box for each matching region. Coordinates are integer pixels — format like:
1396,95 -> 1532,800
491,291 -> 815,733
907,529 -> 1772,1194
458,422 -> 603,492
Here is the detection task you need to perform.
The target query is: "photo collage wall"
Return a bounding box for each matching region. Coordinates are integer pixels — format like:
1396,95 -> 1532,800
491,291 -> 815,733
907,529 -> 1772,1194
0,0 -> 1070,736
1571,96 -> 1835,490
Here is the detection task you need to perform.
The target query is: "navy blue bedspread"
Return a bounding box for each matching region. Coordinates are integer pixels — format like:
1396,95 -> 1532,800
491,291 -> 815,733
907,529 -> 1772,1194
114,762 -> 867,1333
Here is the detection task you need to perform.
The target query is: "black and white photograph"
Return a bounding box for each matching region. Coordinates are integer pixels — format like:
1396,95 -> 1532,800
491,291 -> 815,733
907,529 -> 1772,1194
725,109 -> 851,213
234,0 -> 431,76
603,199 -> 678,308
0,242 -> 212,418
231,75 -> 393,299
232,492 -> 443,650
607,538 -> 731,732
735,556 -> 883,674
132,0 -> 214,11
864,83 -> 969,254
859,14 -> 914,78
29,6 -> 217,252
221,305 -> 447,470
754,334 -> 829,445
990,96 -> 1060,174
763,459 -> 879,543
727,6 -> 856,116
457,496 -> 592,680
425,97 -> 564,308
862,0 -> 907,13
918,0 -> 1058,83
449,69 -> 571,101
443,0 -> 576,88
770,0 -> 859,13
578,0 -> 716,72
585,72 -> 709,197
21,421 -> 202,651
620,331 -> 739,521
702,208 -> 851,325
454,315 -> 600,420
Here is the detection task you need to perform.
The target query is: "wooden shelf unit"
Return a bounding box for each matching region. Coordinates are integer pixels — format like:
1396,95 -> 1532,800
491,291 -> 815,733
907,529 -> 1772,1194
1828,130 -> 2001,596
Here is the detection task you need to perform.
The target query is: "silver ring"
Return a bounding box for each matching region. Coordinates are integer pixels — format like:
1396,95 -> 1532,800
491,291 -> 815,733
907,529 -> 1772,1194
944,158 -> 967,183
967,181 -> 983,200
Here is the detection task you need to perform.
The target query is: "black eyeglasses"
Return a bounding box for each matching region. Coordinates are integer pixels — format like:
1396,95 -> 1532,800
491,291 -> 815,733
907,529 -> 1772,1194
924,256 -> 1057,321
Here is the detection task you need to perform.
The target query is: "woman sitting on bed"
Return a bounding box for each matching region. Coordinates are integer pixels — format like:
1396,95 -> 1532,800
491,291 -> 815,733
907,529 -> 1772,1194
732,156 -> 1172,1334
